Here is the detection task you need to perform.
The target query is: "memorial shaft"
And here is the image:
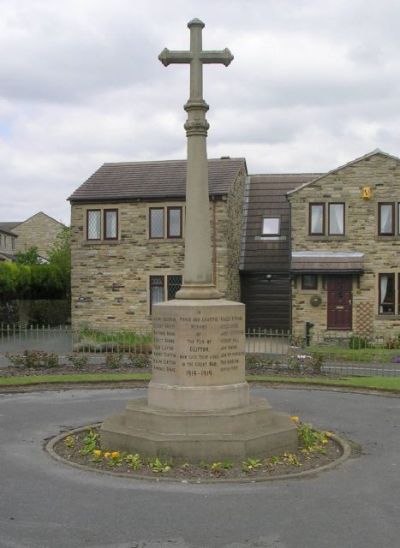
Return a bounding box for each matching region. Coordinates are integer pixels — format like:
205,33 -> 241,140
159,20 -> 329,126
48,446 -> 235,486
159,18 -> 233,299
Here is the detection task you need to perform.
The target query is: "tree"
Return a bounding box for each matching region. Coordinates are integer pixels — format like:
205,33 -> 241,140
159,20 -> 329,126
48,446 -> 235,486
15,247 -> 40,265
48,227 -> 71,299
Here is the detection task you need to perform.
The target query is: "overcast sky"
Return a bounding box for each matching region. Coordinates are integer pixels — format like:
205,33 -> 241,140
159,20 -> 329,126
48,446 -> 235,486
1,0 -> 400,225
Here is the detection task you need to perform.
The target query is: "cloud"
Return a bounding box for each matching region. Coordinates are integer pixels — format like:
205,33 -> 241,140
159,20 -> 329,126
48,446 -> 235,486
1,0 -> 400,223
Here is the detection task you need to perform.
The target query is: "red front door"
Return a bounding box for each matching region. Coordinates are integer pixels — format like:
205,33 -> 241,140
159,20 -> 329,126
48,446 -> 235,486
327,276 -> 352,330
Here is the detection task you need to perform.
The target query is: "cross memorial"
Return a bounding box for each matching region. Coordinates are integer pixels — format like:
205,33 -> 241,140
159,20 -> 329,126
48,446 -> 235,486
159,18 -> 233,299
101,20 -> 298,460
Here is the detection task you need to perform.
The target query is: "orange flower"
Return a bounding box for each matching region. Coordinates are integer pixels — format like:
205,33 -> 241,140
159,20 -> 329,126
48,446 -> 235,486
111,451 -> 120,459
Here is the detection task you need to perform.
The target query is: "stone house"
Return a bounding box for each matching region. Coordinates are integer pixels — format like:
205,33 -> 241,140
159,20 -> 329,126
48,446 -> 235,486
288,149 -> 400,339
68,158 -> 247,332
0,226 -> 17,261
0,212 -> 65,260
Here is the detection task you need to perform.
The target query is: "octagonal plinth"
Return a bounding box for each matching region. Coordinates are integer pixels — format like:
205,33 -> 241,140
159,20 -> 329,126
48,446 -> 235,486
101,299 -> 298,460
101,397 -> 298,461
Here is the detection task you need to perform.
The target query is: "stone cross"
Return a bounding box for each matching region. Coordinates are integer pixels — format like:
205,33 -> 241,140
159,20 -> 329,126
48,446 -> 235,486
159,18 -> 233,299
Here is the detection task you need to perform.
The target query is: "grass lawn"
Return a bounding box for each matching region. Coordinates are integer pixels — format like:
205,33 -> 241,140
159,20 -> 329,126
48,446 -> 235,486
307,345 -> 400,364
0,372 -> 399,392
78,328 -> 152,345
247,375 -> 400,391
0,372 -> 151,385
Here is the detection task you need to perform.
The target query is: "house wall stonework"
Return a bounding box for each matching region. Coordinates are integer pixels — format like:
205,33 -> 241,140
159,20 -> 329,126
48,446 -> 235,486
13,212 -> 64,259
289,153 -> 400,339
71,169 -> 245,332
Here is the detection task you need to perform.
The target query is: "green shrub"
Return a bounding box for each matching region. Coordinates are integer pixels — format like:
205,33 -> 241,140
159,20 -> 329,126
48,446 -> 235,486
105,353 -> 124,369
348,336 -> 372,349
6,350 -> 59,369
67,353 -> 88,369
310,352 -> 323,373
127,353 -> 151,368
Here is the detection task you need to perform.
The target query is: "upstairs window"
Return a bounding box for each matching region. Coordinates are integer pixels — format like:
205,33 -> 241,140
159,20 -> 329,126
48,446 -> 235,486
104,209 -> 118,240
262,217 -> 280,236
149,208 -> 164,238
149,206 -> 183,239
378,203 -> 394,235
309,204 -> 325,235
167,207 -> 182,238
87,210 -> 101,240
328,203 -> 345,235
87,208 -> 118,240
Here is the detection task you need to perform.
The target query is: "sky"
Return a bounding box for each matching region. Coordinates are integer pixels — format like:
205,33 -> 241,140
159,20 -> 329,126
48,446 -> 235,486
1,0 -> 400,225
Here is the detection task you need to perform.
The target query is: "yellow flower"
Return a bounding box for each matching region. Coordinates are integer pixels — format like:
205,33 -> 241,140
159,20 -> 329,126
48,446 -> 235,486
93,449 -> 102,457
291,416 -> 300,423
104,452 -> 111,459
111,451 -> 120,458
325,431 -> 333,438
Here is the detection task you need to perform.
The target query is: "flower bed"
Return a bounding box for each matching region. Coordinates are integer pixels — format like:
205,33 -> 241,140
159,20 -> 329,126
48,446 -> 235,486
49,417 -> 349,482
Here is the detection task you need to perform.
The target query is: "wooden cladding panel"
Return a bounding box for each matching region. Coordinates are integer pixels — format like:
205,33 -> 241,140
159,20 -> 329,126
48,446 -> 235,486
241,273 -> 291,330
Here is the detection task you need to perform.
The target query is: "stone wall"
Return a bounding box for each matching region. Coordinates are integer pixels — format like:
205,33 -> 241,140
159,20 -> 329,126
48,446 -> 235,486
13,212 -> 64,259
289,153 -> 400,339
70,180 -> 245,332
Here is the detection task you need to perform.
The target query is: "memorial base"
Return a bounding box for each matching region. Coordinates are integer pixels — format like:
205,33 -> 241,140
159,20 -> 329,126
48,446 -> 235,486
101,397 -> 298,461
101,298 -> 298,460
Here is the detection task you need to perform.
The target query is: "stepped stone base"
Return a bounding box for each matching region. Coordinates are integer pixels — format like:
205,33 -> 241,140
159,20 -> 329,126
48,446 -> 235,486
101,397 -> 298,461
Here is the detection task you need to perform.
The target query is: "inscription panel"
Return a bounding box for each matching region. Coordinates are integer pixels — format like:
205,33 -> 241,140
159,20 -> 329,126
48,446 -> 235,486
152,301 -> 245,386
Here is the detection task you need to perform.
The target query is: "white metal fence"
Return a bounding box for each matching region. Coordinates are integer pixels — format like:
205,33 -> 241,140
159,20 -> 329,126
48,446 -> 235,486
1,324 -> 400,376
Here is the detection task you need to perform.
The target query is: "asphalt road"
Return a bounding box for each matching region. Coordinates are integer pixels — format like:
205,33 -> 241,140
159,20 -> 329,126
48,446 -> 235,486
0,387 -> 399,548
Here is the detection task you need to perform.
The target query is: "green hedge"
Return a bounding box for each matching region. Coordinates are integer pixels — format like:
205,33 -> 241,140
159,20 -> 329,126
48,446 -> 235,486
0,262 -> 68,300
0,299 -> 70,325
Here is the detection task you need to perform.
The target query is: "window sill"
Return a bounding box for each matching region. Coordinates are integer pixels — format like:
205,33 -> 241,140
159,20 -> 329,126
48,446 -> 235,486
83,240 -> 120,246
375,314 -> 400,320
255,236 -> 287,241
147,238 -> 184,243
307,236 -> 347,241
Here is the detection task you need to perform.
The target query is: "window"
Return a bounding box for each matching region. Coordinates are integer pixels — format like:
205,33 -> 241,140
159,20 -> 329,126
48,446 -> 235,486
398,204 -> 400,234
87,208 -> 119,241
302,274 -> 318,290
379,273 -> 395,314
150,276 -> 164,314
378,203 -> 394,235
167,207 -> 182,238
11,237 -> 15,250
167,275 -> 182,299
104,209 -> 118,240
309,204 -> 325,235
87,210 -> 101,240
328,203 -> 345,235
149,274 -> 182,313
149,206 -> 183,239
149,208 -> 164,238
262,217 -> 280,236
